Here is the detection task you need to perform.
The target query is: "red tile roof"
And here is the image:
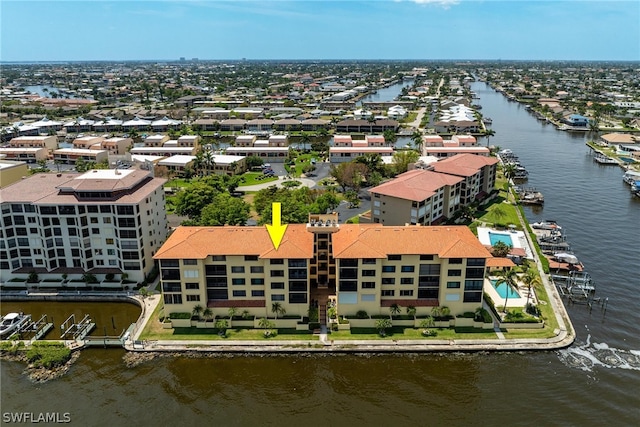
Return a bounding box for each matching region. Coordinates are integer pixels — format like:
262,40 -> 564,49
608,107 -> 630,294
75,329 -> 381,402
369,169 -> 462,202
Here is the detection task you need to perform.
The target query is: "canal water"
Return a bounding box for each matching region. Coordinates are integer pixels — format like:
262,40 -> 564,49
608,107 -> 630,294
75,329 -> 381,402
2,82 -> 640,426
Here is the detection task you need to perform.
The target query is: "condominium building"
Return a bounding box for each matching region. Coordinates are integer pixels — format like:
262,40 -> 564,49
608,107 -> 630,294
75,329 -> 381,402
368,169 -> 463,225
430,154 -> 498,205
154,214 -> 492,320
329,135 -> 394,163
0,169 -> 167,285
367,154 -> 498,226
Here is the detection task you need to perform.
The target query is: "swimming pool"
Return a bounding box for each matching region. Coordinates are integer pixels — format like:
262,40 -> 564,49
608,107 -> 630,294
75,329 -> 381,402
488,232 -> 513,247
491,279 -> 521,299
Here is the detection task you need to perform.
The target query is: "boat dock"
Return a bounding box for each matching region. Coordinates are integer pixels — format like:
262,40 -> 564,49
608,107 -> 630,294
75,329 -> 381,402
60,314 -> 95,341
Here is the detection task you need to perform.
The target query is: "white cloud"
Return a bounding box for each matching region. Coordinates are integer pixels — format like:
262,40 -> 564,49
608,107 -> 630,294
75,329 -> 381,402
408,0 -> 461,7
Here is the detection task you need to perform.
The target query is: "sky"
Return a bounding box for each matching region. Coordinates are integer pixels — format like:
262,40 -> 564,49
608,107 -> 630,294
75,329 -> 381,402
1,0 -> 639,62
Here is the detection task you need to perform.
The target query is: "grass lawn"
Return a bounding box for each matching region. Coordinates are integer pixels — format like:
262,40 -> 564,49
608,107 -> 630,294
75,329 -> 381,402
329,327 -> 497,340
165,178 -> 194,189
238,172 -> 279,186
287,153 -> 318,177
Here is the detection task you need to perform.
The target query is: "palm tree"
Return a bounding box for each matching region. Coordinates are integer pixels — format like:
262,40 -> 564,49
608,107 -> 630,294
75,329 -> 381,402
410,130 -> 423,153
521,269 -> 542,310
202,308 -> 214,323
192,304 -> 204,320
503,163 -> 517,181
202,148 -> 215,176
495,268 -> 519,314
484,129 -> 496,147
258,317 -> 273,330
271,302 -> 286,320
374,318 -> 392,337
406,305 -> 417,320
389,303 -> 401,319
228,307 -> 237,327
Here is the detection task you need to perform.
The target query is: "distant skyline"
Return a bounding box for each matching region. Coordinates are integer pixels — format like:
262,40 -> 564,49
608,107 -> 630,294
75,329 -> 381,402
2,1 -> 639,62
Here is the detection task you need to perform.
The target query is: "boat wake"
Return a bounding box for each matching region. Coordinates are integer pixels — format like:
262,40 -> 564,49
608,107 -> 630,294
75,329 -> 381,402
557,335 -> 640,372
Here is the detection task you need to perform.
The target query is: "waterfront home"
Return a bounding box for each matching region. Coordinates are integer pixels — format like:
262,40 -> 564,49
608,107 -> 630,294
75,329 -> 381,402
562,114 -> 589,127
599,133 -> 637,146
153,215 -> 493,321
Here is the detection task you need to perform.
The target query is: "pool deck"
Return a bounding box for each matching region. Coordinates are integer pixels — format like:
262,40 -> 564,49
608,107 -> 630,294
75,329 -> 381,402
484,277 -> 535,309
477,227 -> 535,259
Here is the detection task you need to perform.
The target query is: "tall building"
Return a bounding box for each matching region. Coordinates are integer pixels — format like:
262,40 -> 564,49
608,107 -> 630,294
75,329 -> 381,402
0,169 -> 167,285
154,214 -> 492,320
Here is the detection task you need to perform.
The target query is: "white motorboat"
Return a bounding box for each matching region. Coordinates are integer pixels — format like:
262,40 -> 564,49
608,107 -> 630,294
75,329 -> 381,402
532,220 -> 562,231
0,312 -> 31,338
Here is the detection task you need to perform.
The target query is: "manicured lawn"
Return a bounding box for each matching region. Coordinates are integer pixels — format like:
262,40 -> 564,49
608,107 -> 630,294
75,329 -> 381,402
238,172 -> 278,186
329,327 -> 497,340
165,178 -> 193,189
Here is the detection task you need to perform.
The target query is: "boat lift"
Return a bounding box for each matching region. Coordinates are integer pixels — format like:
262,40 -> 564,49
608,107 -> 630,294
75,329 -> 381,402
24,314 -> 54,343
60,314 -> 95,341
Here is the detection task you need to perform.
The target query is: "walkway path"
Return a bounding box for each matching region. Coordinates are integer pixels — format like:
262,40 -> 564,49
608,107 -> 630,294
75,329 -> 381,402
239,176 -> 317,192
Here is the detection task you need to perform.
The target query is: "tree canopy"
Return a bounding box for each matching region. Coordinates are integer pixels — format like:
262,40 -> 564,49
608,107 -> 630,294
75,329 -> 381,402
199,193 -> 251,226
254,186 -> 340,224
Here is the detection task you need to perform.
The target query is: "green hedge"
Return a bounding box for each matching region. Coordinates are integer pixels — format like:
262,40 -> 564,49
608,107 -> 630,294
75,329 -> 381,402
169,312 -> 191,319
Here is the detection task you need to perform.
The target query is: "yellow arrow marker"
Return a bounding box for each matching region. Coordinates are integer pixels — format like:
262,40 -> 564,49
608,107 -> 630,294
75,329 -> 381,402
266,202 -> 287,250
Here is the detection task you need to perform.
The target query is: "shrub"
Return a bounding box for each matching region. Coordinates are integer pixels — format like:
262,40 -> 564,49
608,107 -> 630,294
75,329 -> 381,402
474,308 -> 493,323
168,312 -> 191,319
355,310 -> 368,319
263,329 -> 278,338
26,342 -> 71,369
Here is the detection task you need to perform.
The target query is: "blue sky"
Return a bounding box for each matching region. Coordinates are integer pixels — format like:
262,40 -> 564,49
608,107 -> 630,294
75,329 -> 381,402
1,1 -> 639,61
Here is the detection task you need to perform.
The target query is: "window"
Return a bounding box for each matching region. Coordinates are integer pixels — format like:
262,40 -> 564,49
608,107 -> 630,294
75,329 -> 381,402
251,290 -> 265,297
270,259 -> 284,265
362,270 -> 376,277
163,294 -> 182,304
448,269 -> 462,277
362,258 -> 376,265
288,259 -> 306,268
183,259 -> 198,265
420,255 -> 434,261
382,265 -> 396,273
183,270 -> 198,278
185,282 -> 200,290
271,294 -> 285,301
212,255 -> 226,262
90,217 -> 99,224
250,266 -> 264,274
400,290 -> 414,297
361,294 -> 376,302
271,282 -> 285,289
419,264 -> 441,275
232,278 -> 246,285
401,265 -> 415,273
361,282 -> 376,289
244,255 -> 258,261
232,290 -> 246,297
447,281 -> 461,289
382,277 -> 395,285
251,278 -> 264,285
449,258 -> 463,264
186,295 -> 200,302
387,255 -> 401,261
231,266 -> 245,273
466,268 -> 485,279
381,290 -> 395,297
467,258 -> 486,267
400,277 -> 414,285
270,270 -> 285,277
289,293 -> 307,304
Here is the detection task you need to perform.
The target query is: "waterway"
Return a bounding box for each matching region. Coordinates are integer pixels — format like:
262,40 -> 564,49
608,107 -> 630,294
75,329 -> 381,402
2,82 -> 640,426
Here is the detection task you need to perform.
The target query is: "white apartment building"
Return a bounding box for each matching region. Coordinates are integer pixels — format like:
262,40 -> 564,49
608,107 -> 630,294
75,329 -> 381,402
0,169 -> 167,286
